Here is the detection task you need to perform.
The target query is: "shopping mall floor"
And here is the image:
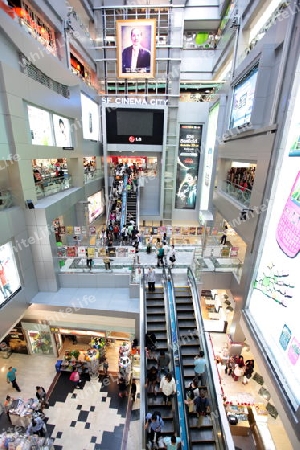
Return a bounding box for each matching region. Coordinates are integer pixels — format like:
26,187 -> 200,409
0,308 -> 293,450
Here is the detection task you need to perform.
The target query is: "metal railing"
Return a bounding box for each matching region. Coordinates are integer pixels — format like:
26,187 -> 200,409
187,268 -> 235,450
221,180 -> 252,207
35,175 -> 73,200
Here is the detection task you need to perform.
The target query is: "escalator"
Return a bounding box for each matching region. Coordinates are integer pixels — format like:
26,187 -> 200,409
145,284 -> 176,445
126,189 -> 137,224
174,285 -> 218,449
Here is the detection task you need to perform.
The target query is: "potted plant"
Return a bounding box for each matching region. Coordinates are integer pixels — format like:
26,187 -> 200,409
71,350 -> 80,360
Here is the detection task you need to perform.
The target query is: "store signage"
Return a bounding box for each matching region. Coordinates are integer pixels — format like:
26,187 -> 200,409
63,146 -> 74,150
129,136 -> 142,143
102,97 -> 168,106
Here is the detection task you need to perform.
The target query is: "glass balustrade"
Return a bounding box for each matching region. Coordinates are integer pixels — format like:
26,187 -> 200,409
35,175 -> 73,200
221,180 -> 252,207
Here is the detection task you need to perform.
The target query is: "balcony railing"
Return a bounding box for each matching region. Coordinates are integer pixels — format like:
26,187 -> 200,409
0,190 -> 13,210
221,180 -> 252,207
84,169 -> 103,184
35,175 -> 73,200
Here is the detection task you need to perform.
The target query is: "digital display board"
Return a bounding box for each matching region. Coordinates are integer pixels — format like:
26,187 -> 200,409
28,105 -> 54,146
80,93 -> 100,141
88,191 -> 104,223
229,66 -> 258,129
247,84 -> 300,409
0,242 -> 21,307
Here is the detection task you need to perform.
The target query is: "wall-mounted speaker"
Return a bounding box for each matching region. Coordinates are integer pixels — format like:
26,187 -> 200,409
26,200 -> 35,209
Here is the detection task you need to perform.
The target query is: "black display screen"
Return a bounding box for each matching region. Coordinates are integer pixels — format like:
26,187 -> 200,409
106,108 -> 164,145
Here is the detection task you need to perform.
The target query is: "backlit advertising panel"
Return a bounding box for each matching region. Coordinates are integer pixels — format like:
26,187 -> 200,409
28,105 -> 54,146
201,102 -> 219,211
80,93 -> 99,141
0,242 -> 21,307
88,191 -> 104,223
175,125 -> 202,210
229,65 -> 258,129
247,84 -> 300,409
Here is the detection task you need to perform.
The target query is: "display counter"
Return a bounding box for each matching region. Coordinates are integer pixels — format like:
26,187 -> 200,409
226,404 -> 250,437
0,433 -> 54,449
8,398 -> 39,428
60,349 -> 100,372
251,405 -> 276,450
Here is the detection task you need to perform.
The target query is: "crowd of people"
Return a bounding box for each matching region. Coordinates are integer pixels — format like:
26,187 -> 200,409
144,332 -> 212,449
226,166 -> 256,191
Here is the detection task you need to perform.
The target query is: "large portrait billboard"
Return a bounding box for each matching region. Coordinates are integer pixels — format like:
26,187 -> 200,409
175,125 -> 202,210
116,19 -> 156,79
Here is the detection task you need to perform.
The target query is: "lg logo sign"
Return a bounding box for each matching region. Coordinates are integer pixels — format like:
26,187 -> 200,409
128,136 -> 142,143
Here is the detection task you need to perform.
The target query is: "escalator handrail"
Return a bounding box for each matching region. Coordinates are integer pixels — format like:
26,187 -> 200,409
165,267 -> 190,449
140,268 -> 147,450
120,175 -> 128,230
160,267 -> 181,442
187,268 -> 235,450
135,184 -> 140,229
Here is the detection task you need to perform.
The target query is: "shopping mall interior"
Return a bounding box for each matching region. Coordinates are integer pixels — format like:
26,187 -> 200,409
0,0 -> 299,449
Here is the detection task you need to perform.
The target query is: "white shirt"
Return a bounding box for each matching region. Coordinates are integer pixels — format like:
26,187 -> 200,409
131,46 -> 139,71
160,376 -> 176,396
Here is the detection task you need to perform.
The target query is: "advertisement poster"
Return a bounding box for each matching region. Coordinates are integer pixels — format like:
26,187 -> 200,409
28,105 -> 54,146
175,125 -> 202,209
229,65 -> 258,129
248,82 -> 300,408
60,226 -> 66,235
89,226 -> 96,235
201,102 -> 220,210
0,242 -> 21,307
88,191 -> 104,224
78,246 -> 86,257
66,247 -> 77,257
81,226 -> 87,237
74,226 -> 81,235
53,114 -> 72,147
116,19 -> 156,79
80,93 -> 100,141
230,247 -> 239,258
66,226 -> 73,235
87,248 -> 95,258
116,248 -> 128,258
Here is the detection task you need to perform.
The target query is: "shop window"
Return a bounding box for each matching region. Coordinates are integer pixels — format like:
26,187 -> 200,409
14,1 -> 57,55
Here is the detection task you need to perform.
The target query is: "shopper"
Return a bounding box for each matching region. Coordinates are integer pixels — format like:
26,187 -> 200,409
103,255 -> 112,271
243,359 -> 255,384
194,351 -> 206,386
156,244 -> 164,267
163,435 -> 182,449
146,365 -> 159,395
131,378 -> 137,402
160,372 -> 176,405
3,395 -> 13,423
220,225 -> 228,245
69,368 -> 80,388
145,411 -> 164,449
26,416 -> 46,437
7,367 -> 21,392
193,390 -> 210,428
168,245 -> 176,267
36,386 -> 48,410
118,376 -> 128,398
103,358 -> 109,376
158,350 -> 170,375
147,267 -> 156,292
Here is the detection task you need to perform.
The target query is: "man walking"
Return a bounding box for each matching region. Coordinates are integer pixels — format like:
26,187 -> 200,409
7,366 -> 21,392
